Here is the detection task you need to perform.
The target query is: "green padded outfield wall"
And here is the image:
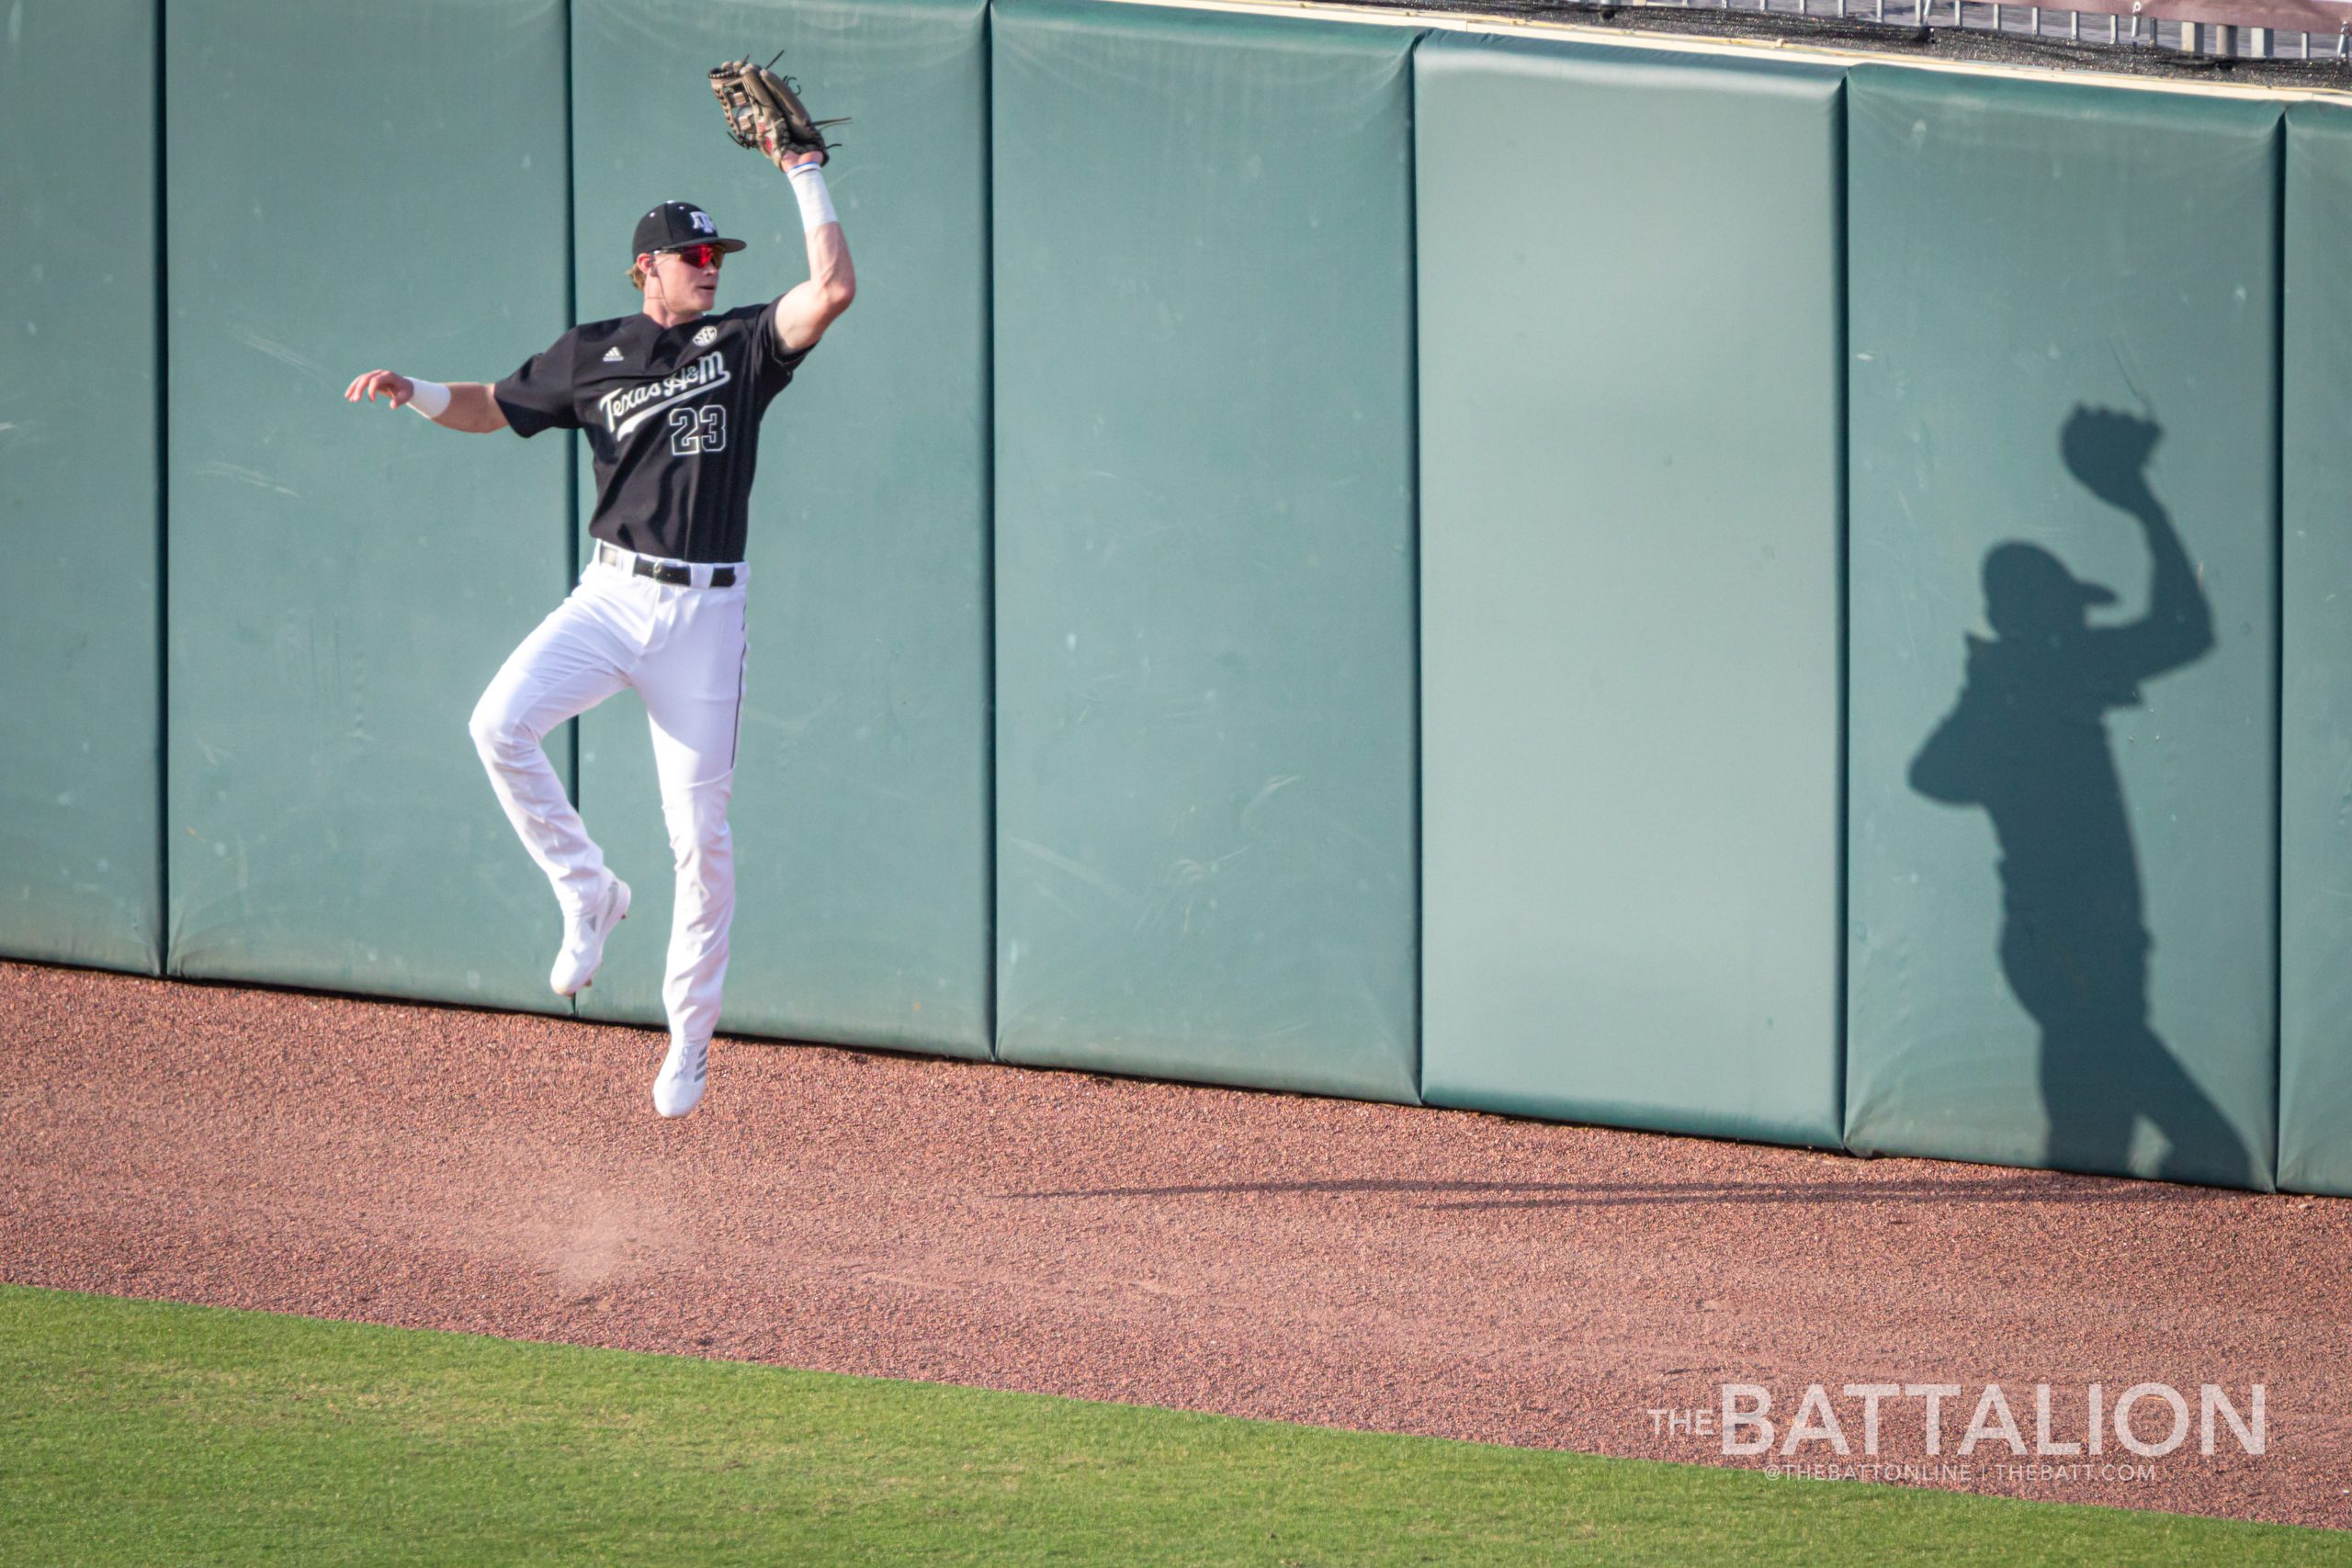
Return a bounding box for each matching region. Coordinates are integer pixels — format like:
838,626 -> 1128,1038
0,0 -> 162,974
992,0 -> 1420,1100
1845,68 -> 2278,1189
1416,36 -> 1845,1145
569,0 -> 992,1057
164,0 -> 576,1009
2280,104 -> 2352,1198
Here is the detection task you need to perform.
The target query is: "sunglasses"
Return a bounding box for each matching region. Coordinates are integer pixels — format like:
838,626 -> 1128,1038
663,243 -> 726,271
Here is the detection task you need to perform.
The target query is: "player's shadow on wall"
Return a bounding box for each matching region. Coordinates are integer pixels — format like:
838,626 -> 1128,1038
1908,405 -> 2251,1187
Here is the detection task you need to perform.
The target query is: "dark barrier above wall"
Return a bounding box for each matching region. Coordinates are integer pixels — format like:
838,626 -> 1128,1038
991,0 -> 1421,1100
1415,35 -> 1846,1145
164,0 -> 576,1010
1844,67 -> 2279,1190
568,0 -> 994,1059
2280,102 -> 2352,1200
0,0 -> 162,976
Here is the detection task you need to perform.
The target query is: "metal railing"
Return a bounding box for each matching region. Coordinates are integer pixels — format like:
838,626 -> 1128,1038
1570,0 -> 2352,59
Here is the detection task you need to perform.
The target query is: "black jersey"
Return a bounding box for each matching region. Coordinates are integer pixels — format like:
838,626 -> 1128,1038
493,303 -> 809,564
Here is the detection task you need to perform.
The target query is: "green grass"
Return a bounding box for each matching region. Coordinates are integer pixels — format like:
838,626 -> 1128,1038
0,1285 -> 2342,1566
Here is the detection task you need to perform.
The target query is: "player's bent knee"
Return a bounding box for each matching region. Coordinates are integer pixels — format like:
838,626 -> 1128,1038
468,696 -> 535,764
466,702 -> 504,758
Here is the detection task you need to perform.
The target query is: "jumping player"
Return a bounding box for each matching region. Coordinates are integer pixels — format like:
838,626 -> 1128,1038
344,150 -> 854,1118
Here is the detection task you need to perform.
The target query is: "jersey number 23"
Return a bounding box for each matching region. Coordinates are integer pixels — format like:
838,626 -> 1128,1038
668,405 -> 727,456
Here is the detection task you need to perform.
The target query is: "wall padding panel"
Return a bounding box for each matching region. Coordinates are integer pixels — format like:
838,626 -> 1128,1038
1846,67 -> 2278,1189
992,0 -> 1420,1100
1416,35 -> 1845,1145
2280,102 -> 2352,1199
568,0 -> 992,1057
164,0 -> 575,1008
0,0 -> 162,974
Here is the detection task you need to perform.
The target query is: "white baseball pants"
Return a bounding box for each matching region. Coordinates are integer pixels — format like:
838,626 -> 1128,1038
468,550 -> 751,1048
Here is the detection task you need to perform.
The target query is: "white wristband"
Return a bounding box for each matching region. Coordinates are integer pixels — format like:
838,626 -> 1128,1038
787,164 -> 838,232
407,378 -> 452,420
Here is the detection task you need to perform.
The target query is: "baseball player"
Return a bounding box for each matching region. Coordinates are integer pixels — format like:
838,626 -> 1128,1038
343,143 -> 853,1119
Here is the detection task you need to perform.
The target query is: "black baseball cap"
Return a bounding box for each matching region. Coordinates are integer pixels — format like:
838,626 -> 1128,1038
631,201 -> 748,259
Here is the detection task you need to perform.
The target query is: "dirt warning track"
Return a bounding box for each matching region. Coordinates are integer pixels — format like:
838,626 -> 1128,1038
3,959 -> 2346,1530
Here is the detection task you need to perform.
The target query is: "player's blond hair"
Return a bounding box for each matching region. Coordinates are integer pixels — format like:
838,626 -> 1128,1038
628,261 -> 649,289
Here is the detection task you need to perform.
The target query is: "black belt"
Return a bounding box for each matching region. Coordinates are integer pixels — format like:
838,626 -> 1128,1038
596,540 -> 737,588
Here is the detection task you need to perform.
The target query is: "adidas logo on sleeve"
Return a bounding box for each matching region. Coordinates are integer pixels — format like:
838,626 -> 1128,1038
603,346 -> 624,362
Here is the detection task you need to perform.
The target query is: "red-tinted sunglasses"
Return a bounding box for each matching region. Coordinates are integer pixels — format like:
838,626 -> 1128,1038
663,243 -> 726,270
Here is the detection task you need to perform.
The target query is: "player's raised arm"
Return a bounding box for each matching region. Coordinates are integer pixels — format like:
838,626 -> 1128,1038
343,371 -> 509,434
771,152 -> 855,352
706,55 -> 855,353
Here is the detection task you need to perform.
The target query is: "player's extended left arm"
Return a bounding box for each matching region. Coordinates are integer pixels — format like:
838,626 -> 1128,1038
771,153 -> 856,353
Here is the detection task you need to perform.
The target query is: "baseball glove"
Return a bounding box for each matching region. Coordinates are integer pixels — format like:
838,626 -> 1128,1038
710,52 -> 846,169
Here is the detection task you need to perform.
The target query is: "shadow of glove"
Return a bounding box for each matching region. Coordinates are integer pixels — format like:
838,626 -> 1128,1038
2061,404 -> 2163,517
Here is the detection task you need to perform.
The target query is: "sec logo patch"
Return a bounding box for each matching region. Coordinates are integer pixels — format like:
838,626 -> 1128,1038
694,325 -> 718,346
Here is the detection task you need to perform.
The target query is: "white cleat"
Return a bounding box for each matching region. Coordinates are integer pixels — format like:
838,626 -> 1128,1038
550,876 -> 630,998
652,1033 -> 709,1119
